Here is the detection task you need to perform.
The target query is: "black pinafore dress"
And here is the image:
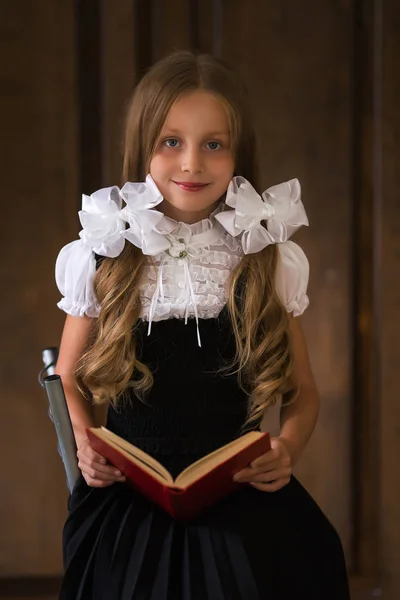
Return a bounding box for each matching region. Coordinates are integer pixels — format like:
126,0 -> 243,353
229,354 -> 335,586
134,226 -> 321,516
60,310 -> 350,600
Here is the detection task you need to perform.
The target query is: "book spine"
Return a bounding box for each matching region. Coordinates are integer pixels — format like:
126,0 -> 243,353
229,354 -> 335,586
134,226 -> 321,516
168,434 -> 272,521
161,488 -> 177,519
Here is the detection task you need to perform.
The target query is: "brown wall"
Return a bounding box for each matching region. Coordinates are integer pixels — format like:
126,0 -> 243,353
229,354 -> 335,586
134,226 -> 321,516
380,1 -> 400,593
0,1 -> 399,598
220,0 -> 353,551
1,1 -> 78,576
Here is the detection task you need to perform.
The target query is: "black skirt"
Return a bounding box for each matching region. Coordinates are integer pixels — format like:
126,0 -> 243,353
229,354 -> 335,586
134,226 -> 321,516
60,316 -> 350,599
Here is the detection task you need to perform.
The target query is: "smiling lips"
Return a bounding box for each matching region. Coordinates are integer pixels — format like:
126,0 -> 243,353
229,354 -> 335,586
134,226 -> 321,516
173,181 -> 210,192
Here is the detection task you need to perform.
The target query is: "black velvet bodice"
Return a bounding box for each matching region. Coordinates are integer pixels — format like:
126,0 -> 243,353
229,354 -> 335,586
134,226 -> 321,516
106,309 -> 251,461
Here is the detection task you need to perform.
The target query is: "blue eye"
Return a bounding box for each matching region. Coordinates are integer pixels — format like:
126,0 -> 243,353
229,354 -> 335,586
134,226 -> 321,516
206,141 -> 221,150
164,138 -> 180,148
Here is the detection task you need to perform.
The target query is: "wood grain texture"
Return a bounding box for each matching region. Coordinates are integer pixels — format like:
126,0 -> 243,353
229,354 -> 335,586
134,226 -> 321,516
0,0 -> 77,575
219,0 -> 353,562
76,0 -> 102,194
153,0 -> 192,58
379,1 -> 400,596
101,0 -> 136,186
351,0 -> 380,579
1,0 -> 399,591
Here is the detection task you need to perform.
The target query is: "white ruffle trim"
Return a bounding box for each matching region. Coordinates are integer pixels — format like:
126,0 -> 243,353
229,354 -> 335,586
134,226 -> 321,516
56,232 -> 310,323
286,294 -> 310,318
57,298 -> 100,318
140,298 -> 224,322
142,263 -> 235,286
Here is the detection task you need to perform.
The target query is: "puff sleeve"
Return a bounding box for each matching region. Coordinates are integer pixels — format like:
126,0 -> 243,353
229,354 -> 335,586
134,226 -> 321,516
275,240 -> 309,316
54,182 -> 126,319
55,239 -> 100,318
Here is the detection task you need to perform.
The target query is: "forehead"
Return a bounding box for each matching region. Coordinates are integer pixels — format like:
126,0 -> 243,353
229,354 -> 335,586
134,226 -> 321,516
162,90 -> 230,134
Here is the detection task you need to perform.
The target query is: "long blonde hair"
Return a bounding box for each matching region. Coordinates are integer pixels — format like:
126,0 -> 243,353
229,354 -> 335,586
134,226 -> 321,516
76,51 -> 295,430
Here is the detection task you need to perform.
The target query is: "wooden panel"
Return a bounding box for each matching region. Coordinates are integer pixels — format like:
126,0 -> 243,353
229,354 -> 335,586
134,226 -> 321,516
0,1 -> 77,575
350,2 -> 400,596
220,0 -> 353,561
0,0 -> 137,579
76,0 -> 102,193
134,0 -> 155,76
1,0 -> 399,591
351,0 -> 380,580
195,0 -> 214,54
141,0 -> 221,63
101,0 -> 136,185
0,576 -> 60,597
76,0 -> 137,190
379,1 -> 400,596
152,0 -> 191,59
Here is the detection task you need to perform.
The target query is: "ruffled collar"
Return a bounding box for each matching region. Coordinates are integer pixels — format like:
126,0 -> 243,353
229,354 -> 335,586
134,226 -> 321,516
77,173 -> 308,346
163,201 -> 225,235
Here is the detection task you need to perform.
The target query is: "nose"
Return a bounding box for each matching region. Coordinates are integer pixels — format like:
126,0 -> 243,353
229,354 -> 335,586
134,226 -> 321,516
180,145 -> 204,174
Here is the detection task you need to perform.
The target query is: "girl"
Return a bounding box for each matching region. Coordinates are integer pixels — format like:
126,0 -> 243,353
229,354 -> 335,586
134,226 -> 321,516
55,51 -> 350,599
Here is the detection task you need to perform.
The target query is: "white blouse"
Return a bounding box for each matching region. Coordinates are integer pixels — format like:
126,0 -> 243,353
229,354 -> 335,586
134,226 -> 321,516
56,175 -> 310,345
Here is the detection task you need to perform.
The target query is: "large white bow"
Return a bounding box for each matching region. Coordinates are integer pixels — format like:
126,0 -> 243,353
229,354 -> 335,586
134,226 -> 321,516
79,186 -> 126,257
215,176 -> 308,254
120,175 -> 176,256
78,175 -> 176,258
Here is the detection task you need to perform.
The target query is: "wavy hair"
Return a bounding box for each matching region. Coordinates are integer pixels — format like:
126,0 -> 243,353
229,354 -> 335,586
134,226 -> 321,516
76,51 -> 296,430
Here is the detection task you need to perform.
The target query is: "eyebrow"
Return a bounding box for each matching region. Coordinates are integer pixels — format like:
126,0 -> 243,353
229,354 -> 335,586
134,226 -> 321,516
162,128 -> 230,137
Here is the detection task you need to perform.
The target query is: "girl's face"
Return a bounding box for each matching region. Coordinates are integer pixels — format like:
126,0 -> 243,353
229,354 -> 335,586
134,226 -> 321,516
150,90 -> 235,224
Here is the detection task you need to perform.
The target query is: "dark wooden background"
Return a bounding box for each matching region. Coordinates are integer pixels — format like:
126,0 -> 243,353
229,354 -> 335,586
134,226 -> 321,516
0,1 -> 399,598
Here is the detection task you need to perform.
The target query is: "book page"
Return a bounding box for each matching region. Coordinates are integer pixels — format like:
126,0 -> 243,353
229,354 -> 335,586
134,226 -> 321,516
98,428 -> 173,485
175,431 -> 264,487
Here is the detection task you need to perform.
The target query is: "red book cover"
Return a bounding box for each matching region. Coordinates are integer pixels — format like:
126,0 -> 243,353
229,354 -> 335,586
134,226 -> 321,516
86,428 -> 271,521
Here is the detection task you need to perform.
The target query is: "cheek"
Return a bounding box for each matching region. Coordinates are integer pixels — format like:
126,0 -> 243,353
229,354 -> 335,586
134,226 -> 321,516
148,156 -> 172,198
210,154 -> 234,180
149,151 -> 175,178
149,155 -> 163,178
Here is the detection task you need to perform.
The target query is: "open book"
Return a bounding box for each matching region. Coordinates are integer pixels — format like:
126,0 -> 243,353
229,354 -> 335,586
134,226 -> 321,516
86,427 -> 271,521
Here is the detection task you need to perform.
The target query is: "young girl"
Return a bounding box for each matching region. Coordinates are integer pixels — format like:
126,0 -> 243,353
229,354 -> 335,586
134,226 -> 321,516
55,51 -> 350,599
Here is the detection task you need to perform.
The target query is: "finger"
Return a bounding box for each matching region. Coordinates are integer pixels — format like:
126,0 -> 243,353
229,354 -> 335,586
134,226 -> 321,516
250,477 -> 291,492
233,467 -> 260,482
251,452 -> 292,471
78,444 -> 108,466
79,462 -> 126,482
249,458 -> 283,473
81,470 -> 126,485
84,475 -> 118,488
78,455 -> 123,478
77,446 -> 118,474
246,468 -> 292,484
249,452 -> 279,469
234,462 -> 282,482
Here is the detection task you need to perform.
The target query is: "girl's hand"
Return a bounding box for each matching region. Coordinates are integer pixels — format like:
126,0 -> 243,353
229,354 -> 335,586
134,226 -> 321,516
233,437 -> 292,492
76,436 -> 126,488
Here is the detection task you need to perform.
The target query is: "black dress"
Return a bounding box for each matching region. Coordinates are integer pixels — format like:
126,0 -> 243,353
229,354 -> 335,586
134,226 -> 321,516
60,311 -> 350,599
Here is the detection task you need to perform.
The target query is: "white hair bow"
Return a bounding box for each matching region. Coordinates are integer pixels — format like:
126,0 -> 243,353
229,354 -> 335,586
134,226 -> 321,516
215,176 -> 308,254
78,175 -> 176,257
79,186 -> 126,257
120,175 -> 176,255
